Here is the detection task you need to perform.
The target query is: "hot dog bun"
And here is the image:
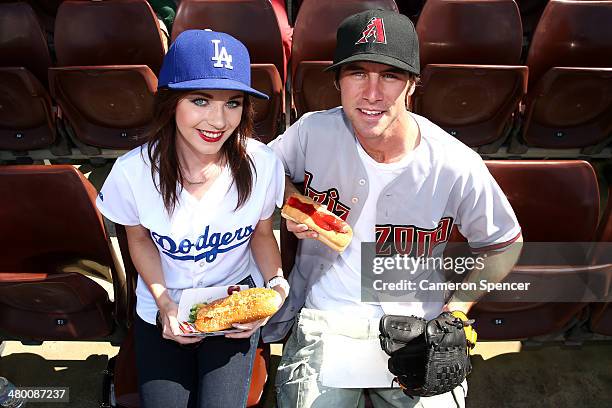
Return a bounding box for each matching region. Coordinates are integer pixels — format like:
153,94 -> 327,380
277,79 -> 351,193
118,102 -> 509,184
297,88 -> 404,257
194,288 -> 282,332
281,193 -> 353,252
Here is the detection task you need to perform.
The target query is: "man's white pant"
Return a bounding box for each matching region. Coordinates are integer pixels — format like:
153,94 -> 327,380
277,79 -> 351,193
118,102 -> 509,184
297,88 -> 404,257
275,308 -> 468,407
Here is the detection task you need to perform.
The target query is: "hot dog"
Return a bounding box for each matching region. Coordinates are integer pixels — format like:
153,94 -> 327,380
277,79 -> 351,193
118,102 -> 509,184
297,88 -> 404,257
281,193 -> 353,252
190,288 -> 282,332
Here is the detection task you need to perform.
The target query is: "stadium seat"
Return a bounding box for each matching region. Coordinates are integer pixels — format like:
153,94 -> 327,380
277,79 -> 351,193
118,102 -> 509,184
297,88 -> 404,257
291,0 -> 399,118
107,223 -> 271,407
521,0 -> 612,150
0,2 -> 55,151
468,160 -> 606,340
590,179 -> 612,336
590,302 -> 612,336
49,0 -> 163,150
172,0 -> 286,142
414,0 -> 527,149
0,165 -> 127,342
515,0 -> 548,51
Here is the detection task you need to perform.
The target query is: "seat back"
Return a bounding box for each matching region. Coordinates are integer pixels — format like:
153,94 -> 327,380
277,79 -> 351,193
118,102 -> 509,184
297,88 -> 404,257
527,0 -> 612,87
0,67 -> 55,150
486,160 -> 599,242
469,161 -> 601,340
0,165 -> 114,273
0,165 -> 124,340
597,169 -> 612,242
590,176 -> 612,336
414,0 -> 525,147
173,0 -> 286,83
521,1 -> 612,148
250,64 -> 283,142
414,64 -> 527,146
0,2 -> 52,85
417,0 -> 523,67
48,65 -> 158,149
54,0 -> 165,75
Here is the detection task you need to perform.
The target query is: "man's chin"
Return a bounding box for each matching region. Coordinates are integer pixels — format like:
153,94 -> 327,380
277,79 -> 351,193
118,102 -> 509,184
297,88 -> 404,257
354,126 -> 385,141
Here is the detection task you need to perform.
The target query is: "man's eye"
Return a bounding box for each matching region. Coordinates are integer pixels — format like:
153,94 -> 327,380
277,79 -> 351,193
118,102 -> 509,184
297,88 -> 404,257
352,72 -> 366,78
192,98 -> 208,106
226,100 -> 242,109
383,73 -> 399,80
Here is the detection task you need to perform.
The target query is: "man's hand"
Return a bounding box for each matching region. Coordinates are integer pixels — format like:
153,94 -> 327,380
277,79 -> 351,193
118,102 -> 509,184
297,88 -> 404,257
285,218 -> 318,240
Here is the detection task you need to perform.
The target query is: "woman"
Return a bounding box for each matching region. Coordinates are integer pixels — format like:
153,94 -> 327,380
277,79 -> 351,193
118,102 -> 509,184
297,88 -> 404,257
96,30 -> 288,408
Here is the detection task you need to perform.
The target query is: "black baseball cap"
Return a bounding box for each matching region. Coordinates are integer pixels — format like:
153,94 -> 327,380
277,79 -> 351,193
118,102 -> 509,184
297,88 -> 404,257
325,9 -> 420,75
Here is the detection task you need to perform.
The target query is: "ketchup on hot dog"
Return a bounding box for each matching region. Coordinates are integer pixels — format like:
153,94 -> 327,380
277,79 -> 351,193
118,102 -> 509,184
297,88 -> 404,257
287,196 -> 346,233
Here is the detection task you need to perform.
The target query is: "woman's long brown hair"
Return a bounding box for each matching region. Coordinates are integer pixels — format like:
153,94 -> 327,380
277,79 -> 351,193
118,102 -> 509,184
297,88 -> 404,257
145,89 -> 255,215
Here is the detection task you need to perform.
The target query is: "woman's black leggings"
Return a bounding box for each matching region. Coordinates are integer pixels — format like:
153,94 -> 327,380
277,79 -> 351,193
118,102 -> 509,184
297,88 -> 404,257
134,315 -> 259,408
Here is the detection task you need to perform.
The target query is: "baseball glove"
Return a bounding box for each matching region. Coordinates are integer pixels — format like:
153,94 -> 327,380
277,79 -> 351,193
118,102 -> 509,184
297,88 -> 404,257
379,311 -> 477,397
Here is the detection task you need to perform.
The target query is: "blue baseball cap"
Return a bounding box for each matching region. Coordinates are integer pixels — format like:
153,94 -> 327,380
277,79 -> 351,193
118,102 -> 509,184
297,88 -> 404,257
158,29 -> 269,99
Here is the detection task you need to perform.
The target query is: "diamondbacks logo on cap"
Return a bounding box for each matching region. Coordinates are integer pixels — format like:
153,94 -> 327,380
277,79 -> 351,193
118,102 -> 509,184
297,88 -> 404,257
355,17 -> 386,45
211,39 -> 233,69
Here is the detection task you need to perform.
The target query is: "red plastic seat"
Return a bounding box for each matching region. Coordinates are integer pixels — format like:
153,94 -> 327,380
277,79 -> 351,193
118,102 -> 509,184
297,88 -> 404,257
590,302 -> 612,336
590,179 -> 612,336
414,0 -> 527,148
172,0 -> 286,142
0,2 -> 55,150
469,161 -> 604,340
522,0 -> 612,149
0,165 -> 126,341
291,0 -> 398,118
49,0 -> 164,149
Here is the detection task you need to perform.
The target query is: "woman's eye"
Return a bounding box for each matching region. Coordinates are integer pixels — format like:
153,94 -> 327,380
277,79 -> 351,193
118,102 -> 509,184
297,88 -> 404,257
192,98 -> 208,106
226,100 -> 242,109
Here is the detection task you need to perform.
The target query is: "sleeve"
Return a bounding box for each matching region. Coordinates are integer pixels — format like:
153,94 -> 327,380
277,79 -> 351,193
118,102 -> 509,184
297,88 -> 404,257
95,159 -> 140,226
455,160 -> 521,252
260,153 -> 286,220
267,116 -> 307,184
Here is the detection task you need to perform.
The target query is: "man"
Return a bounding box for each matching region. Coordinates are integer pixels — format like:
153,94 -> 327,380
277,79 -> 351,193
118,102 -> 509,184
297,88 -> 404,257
263,9 -> 523,408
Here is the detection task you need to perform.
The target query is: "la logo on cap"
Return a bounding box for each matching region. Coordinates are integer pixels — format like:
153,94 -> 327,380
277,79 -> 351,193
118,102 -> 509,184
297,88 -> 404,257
355,17 -> 386,44
211,39 -> 233,69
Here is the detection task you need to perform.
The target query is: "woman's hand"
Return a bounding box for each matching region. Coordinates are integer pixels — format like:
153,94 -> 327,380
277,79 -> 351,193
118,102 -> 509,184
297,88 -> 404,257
224,316 -> 269,339
158,299 -> 203,345
225,286 -> 285,339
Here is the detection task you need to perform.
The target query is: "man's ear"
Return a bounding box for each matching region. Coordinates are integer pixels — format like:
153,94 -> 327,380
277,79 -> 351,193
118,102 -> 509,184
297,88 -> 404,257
407,80 -> 416,96
405,80 -> 417,109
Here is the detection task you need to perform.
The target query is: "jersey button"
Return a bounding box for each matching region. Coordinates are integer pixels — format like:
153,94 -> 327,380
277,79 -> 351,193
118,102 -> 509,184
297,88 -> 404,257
199,262 -> 205,267
358,179 -> 366,186
351,197 -> 359,204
